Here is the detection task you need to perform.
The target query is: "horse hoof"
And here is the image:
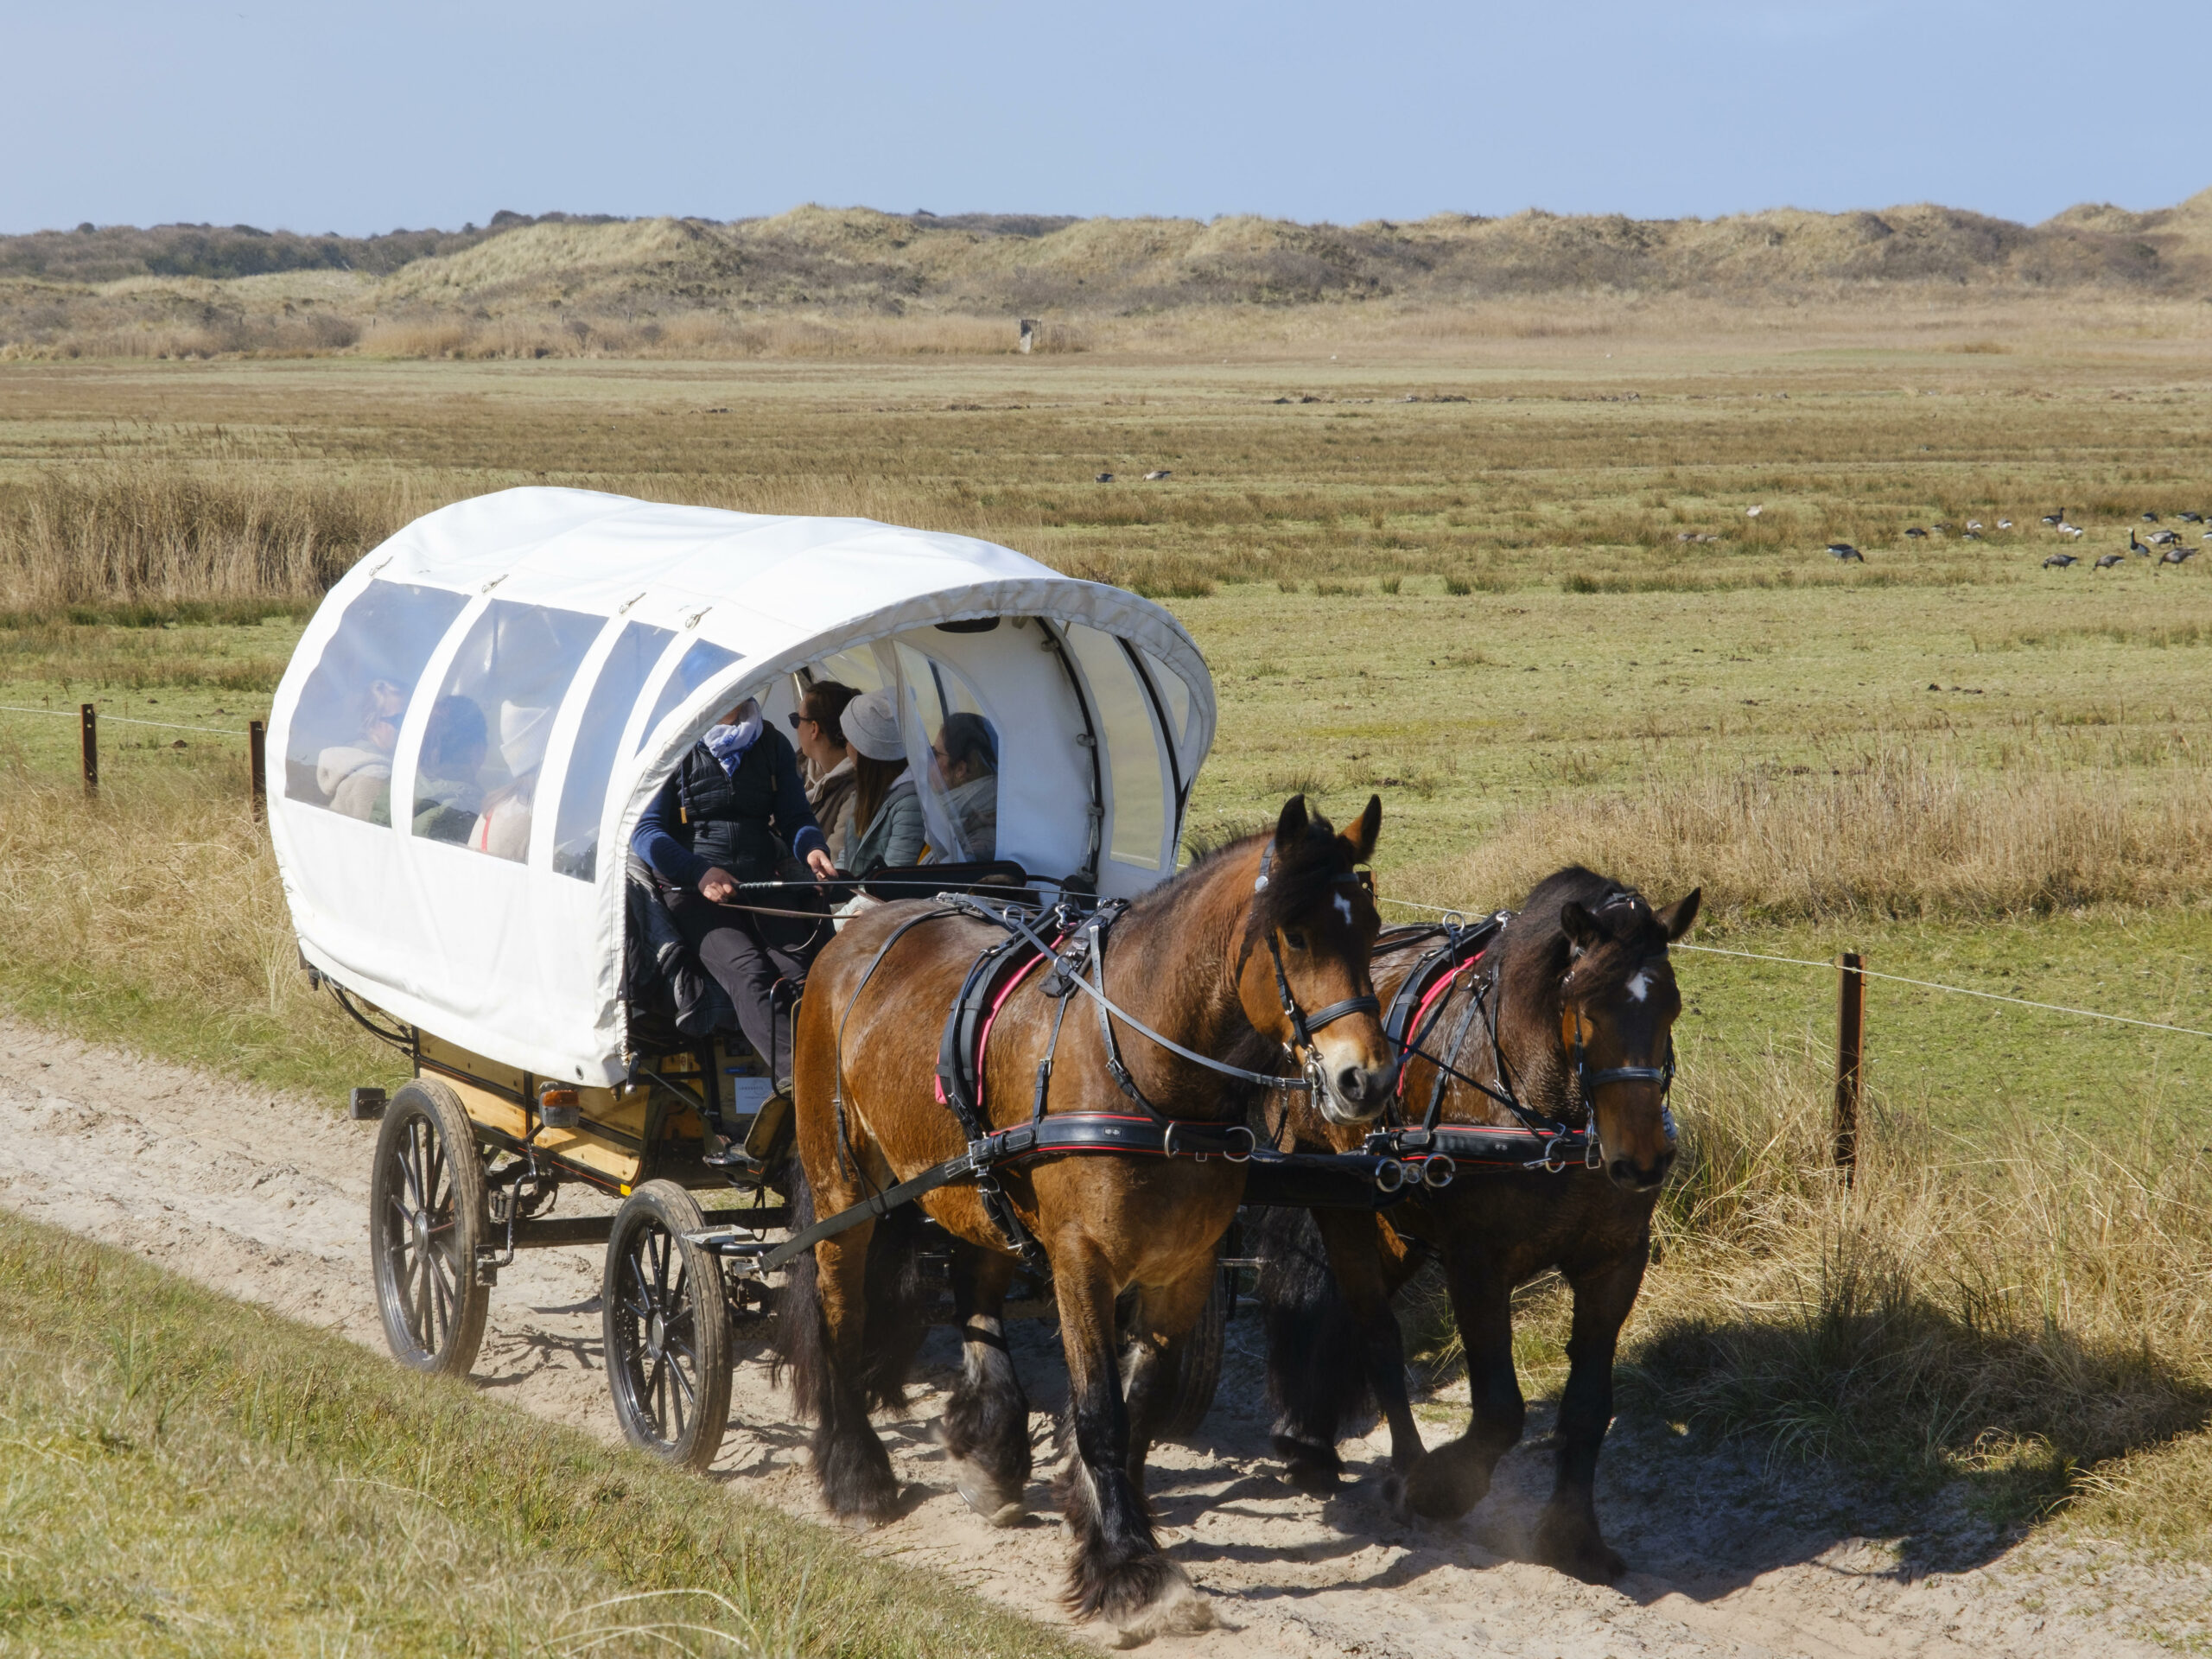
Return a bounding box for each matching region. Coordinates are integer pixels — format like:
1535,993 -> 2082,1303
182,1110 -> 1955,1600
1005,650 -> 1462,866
1402,1448 -> 1487,1521
954,1471 -> 1027,1528
1535,1511 -> 1625,1583
1377,1471 -> 1412,1523
1110,1575 -> 1216,1647
1271,1435 -> 1341,1495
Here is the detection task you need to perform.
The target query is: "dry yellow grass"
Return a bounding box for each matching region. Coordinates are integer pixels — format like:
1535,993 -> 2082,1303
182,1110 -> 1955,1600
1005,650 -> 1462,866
1624,1039 -> 2212,1514
1426,748 -> 2212,921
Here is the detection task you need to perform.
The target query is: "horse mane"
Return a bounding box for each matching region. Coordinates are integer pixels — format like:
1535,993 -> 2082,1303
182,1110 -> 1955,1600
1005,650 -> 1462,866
1135,804 -> 1358,967
1499,865 -> 1672,1000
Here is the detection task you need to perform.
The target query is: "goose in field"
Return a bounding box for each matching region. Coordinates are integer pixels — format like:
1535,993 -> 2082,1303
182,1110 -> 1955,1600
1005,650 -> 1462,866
1997,518 -> 2015,530
1930,521 -> 1953,532
2044,552 -> 2080,568
1143,469 -> 1172,480
1827,542 -> 1864,562
1967,520 -> 1985,531
2179,511 -> 2204,523
2041,508 -> 2067,525
1904,526 -> 1929,539
2056,521 -> 2085,538
2161,545 -> 2199,568
1095,472 -> 1115,483
1962,530 -> 1983,541
2095,552 -> 2126,569
2142,511 -> 2161,523
2147,527 -> 2180,546
1745,505 -> 1763,517
2131,530 -> 2152,557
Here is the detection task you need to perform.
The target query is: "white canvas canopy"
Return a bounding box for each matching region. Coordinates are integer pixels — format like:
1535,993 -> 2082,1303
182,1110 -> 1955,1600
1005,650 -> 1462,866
267,487 -> 1217,1086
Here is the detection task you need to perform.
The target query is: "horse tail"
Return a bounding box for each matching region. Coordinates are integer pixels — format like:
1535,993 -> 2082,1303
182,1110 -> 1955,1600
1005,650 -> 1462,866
769,1153 -> 931,1417
856,1197 -> 931,1412
1254,1205 -> 1374,1455
770,1154 -> 830,1420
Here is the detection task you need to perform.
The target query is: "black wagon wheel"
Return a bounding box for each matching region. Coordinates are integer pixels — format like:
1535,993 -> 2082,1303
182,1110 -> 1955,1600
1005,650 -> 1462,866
603,1180 -> 733,1472
1157,1268 -> 1230,1440
370,1078 -> 491,1376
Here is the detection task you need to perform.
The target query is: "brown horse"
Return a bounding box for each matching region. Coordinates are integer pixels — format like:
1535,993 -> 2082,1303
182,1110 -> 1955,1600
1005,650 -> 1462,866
781,796 -> 1393,1639
1256,865 -> 1698,1581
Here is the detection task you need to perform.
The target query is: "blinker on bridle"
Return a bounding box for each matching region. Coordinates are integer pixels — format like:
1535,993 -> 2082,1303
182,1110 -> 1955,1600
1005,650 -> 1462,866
1560,961 -> 1678,1141
1255,842 -> 1380,1086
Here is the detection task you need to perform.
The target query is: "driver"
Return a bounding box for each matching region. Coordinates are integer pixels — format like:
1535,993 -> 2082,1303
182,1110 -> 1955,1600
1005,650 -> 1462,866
631,697 -> 836,1085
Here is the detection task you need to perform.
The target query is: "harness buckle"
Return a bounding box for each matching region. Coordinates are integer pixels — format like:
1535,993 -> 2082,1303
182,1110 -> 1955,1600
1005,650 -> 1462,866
1421,1154 -> 1456,1190
1585,1134 -> 1605,1171
1373,1158 -> 1408,1194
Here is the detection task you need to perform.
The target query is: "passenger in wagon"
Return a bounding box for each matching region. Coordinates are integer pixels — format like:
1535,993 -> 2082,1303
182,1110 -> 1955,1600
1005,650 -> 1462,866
316,678 -> 405,821
790,679 -> 860,866
930,710 -> 998,861
631,696 -> 836,1083
840,690 -> 925,873
467,700 -> 553,861
409,696 -> 487,842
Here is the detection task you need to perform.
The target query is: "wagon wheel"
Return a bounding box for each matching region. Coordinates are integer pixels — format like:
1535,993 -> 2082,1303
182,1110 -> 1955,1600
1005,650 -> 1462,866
370,1078 -> 491,1376
1157,1268 -> 1230,1440
603,1180 -> 734,1472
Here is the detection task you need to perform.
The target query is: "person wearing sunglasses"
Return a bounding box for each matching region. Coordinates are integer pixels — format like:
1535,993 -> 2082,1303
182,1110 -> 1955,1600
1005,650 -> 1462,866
787,680 -> 860,866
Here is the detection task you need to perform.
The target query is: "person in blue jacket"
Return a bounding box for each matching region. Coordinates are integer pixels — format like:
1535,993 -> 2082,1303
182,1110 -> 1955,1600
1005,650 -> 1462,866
631,696 -> 836,1082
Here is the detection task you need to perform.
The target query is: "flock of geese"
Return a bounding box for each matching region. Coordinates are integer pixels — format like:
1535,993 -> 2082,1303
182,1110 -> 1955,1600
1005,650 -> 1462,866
1823,509 -> 2208,570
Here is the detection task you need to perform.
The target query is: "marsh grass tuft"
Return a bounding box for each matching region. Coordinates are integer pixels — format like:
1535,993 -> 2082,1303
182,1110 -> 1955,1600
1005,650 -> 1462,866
1429,748 -> 2212,921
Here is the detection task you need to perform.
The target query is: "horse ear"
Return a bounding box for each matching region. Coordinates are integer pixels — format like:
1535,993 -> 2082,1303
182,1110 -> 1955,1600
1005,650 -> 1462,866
1656,887 -> 1701,942
1274,794 -> 1311,851
1560,900 -> 1601,953
1343,794 -> 1382,863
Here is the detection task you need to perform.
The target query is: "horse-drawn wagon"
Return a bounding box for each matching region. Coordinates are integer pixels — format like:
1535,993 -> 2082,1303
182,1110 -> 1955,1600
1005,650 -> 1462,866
265,486 -> 1300,1470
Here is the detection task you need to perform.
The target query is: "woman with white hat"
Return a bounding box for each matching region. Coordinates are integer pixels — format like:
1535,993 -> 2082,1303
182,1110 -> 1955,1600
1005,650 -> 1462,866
630,696 -> 836,1086
467,698 -> 556,861
840,689 -> 926,874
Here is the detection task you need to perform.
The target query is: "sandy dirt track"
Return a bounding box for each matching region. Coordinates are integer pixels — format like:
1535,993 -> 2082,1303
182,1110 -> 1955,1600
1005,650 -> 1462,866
2,1019 -> 2204,1658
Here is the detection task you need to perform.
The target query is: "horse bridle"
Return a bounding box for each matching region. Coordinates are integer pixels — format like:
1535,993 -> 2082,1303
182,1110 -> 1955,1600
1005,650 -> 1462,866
1560,963 -> 1679,1146
1254,843 -> 1382,1094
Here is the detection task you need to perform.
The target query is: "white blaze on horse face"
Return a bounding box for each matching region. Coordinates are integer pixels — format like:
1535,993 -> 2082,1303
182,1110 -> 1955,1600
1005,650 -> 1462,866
1626,970 -> 1651,1003
1333,893 -> 1354,926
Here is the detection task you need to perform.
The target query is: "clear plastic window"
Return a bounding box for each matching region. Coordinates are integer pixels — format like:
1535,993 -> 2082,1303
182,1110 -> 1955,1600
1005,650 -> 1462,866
1139,648 -> 1193,755
635,639 -> 741,755
284,581 -> 470,823
411,601 -> 604,862
551,622 -> 676,881
1065,625 -> 1166,870
892,643 -> 1000,863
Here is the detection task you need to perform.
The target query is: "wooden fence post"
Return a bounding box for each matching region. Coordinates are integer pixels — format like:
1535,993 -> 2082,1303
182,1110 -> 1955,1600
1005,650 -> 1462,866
1834,950 -> 1866,1179
79,703 -> 98,797
248,719 -> 267,820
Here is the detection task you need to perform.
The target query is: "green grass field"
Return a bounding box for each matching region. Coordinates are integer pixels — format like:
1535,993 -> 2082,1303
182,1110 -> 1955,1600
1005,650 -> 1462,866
3,329 -> 2210,1560
0,1210 -> 1077,1658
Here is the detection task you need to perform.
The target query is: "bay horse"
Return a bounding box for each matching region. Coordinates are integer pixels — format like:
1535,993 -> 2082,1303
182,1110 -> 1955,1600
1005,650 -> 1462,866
782,796 -> 1393,1639
1257,865 -> 1699,1581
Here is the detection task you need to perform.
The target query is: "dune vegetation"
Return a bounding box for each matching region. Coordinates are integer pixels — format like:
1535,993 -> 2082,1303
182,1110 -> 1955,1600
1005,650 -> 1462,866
4,189 -> 2212,362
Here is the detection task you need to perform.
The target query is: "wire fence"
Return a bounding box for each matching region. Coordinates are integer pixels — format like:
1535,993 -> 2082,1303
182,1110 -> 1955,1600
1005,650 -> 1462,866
0,702 -> 254,739
1377,891 -> 2212,1043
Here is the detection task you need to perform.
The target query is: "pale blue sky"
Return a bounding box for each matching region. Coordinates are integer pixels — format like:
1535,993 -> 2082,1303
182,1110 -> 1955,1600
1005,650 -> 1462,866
4,1 -> 2206,235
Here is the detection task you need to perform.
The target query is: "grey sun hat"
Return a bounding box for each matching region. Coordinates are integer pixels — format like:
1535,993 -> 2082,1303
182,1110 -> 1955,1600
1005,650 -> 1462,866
839,689 -> 906,762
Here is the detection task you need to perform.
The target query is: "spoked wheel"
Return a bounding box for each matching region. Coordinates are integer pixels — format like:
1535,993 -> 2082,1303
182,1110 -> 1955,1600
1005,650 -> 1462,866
1158,1268 -> 1229,1440
370,1079 -> 490,1376
603,1180 -> 733,1471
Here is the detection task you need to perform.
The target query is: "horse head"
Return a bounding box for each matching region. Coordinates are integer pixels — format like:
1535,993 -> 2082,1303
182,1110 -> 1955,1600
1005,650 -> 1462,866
1551,881 -> 1700,1191
1238,794 -> 1394,1124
